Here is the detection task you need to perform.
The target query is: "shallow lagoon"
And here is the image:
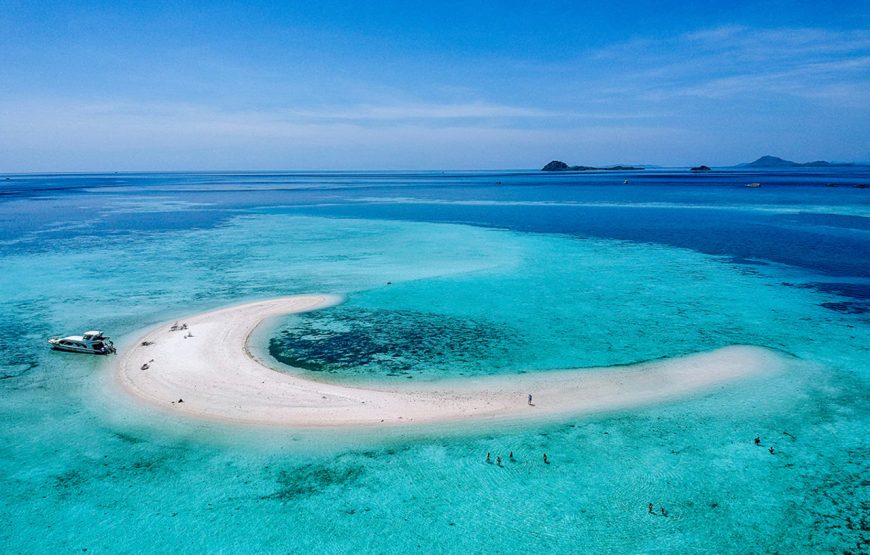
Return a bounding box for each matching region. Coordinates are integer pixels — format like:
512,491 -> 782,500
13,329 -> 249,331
0,170 -> 867,552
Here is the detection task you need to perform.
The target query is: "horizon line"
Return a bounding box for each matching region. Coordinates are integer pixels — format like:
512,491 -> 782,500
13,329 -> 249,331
3,163 -> 870,177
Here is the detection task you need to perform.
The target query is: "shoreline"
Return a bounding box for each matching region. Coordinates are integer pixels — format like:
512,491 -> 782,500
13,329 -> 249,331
112,295 -> 786,429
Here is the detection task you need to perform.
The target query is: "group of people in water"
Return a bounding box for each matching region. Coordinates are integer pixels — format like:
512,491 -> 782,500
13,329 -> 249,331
485,451 -> 549,466
480,394 -> 542,467
645,435 -> 782,517
754,435 -> 776,454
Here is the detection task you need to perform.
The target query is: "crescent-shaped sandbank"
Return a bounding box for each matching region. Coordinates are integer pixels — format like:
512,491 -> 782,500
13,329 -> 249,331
114,295 -> 785,428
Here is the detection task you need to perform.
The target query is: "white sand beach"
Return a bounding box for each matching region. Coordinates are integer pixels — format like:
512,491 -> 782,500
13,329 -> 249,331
114,295 -> 785,428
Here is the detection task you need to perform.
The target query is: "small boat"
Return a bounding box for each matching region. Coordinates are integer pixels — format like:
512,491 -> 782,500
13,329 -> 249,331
745,182 -> 762,188
48,330 -> 116,355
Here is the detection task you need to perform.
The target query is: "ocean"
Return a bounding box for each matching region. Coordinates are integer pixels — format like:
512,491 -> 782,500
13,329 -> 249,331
1,168 -> 868,553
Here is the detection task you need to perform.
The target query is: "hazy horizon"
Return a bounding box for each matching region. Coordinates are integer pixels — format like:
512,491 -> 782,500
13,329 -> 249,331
1,1 -> 869,172
4,156 -> 870,176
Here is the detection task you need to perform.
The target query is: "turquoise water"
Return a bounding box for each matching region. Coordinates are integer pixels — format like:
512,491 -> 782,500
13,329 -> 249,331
1,171 -> 868,552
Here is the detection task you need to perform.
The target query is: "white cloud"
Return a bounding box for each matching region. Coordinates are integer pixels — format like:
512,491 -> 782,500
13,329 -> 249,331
0,98 -> 684,171
285,102 -> 553,120
572,26 -> 870,107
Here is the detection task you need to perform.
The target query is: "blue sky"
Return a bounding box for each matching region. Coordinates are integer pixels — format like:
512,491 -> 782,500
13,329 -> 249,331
1,1 -> 868,171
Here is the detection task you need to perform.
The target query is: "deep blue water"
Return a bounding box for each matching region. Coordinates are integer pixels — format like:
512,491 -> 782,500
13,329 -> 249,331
5,167 -> 867,300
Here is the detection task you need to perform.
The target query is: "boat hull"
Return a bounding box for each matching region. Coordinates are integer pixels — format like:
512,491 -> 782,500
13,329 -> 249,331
48,339 -> 115,355
49,345 -> 114,355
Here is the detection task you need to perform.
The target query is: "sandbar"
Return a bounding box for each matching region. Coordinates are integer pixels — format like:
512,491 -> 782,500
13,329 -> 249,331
114,295 -> 785,428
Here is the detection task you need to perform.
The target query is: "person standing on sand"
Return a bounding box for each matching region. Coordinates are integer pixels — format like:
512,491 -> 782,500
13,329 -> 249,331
528,394 -> 533,406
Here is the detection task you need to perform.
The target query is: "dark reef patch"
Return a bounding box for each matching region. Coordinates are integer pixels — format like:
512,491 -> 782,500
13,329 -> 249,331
113,432 -> 146,444
781,281 -> 870,315
806,282 -> 870,301
0,302 -> 49,382
803,447 -> 870,553
261,464 -> 366,501
53,469 -> 85,491
0,361 -> 39,380
820,302 -> 869,315
268,307 -> 519,378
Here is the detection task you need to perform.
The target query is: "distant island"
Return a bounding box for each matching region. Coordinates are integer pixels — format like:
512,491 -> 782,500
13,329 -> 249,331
540,156 -> 866,172
542,160 -> 644,171
737,155 -> 860,168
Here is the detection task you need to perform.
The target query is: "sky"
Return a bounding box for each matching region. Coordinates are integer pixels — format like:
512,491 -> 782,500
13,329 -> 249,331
0,0 -> 869,171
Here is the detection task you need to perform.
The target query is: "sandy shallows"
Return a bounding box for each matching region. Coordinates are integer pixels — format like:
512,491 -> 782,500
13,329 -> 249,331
114,295 -> 785,428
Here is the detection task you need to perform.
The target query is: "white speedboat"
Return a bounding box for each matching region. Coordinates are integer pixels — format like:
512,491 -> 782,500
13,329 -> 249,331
48,330 -> 116,355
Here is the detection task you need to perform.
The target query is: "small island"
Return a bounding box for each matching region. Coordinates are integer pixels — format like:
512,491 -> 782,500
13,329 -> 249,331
542,160 -> 644,172
737,155 -> 860,168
